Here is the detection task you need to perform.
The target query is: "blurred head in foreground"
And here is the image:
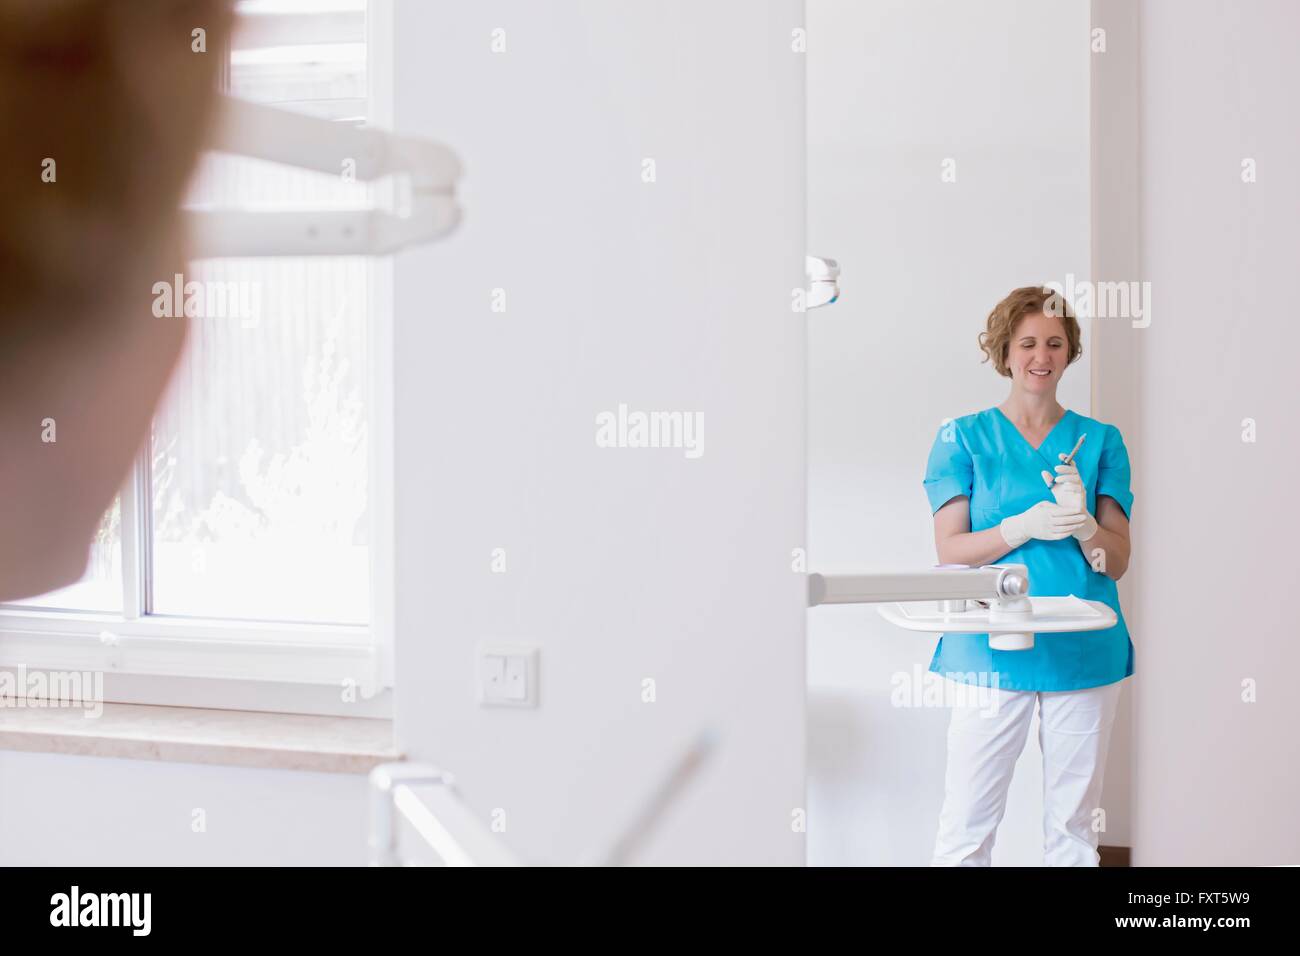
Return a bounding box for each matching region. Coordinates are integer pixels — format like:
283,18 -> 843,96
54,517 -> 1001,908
0,0 -> 230,599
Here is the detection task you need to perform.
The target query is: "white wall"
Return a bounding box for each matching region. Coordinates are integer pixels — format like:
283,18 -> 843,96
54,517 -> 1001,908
1087,0 -> 1140,854
0,751 -> 366,865
392,1 -> 808,865
1129,0 -> 1300,865
806,0 -> 1094,866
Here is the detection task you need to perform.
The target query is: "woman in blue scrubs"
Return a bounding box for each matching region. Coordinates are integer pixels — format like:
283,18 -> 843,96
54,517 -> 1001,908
922,286 -> 1133,866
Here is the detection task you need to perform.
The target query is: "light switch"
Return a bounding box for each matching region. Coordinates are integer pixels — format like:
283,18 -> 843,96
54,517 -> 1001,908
477,643 -> 539,708
502,654 -> 527,700
482,654 -> 506,693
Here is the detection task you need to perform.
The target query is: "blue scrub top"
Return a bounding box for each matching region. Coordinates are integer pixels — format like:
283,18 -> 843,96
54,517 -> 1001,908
921,407 -> 1134,692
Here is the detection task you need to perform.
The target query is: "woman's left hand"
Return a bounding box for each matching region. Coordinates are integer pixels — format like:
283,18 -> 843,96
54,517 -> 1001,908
1041,454 -> 1098,541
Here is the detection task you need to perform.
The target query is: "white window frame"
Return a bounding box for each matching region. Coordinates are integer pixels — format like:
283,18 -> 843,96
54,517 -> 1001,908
0,0 -> 396,719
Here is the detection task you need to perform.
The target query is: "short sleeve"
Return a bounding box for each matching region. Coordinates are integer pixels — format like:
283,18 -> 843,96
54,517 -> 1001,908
922,422 -> 973,514
1095,424 -> 1134,520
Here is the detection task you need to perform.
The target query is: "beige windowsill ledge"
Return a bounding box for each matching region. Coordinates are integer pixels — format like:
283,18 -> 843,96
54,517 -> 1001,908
0,701 -> 399,774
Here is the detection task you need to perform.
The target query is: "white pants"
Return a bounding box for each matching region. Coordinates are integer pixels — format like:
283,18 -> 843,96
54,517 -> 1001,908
930,677 -> 1125,867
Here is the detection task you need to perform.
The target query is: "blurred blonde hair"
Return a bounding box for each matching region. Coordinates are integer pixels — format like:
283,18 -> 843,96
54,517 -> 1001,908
0,0 -> 230,600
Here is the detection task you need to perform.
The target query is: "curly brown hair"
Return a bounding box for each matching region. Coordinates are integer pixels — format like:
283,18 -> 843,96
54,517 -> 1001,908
978,286 -> 1082,377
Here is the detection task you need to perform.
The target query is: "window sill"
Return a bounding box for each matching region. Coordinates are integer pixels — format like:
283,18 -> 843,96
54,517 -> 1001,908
0,608 -> 382,693
0,701 -> 398,774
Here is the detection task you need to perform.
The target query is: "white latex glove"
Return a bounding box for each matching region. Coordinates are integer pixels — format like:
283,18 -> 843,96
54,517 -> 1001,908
1040,454 -> 1099,541
999,500 -> 1090,549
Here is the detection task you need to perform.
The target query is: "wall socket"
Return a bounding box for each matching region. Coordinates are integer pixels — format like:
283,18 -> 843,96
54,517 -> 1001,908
476,643 -> 539,708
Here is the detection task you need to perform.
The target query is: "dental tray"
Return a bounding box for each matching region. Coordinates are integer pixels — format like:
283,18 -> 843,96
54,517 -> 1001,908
877,595 -> 1117,633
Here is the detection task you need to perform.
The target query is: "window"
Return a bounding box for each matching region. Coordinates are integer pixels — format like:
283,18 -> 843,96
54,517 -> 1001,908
0,0 -> 393,714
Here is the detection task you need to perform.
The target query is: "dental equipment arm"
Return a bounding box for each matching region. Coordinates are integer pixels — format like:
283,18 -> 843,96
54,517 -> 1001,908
806,255 -> 840,308
185,95 -> 462,258
807,563 -> 1117,652
369,731 -> 716,866
807,564 -> 1028,607
369,763 -> 522,867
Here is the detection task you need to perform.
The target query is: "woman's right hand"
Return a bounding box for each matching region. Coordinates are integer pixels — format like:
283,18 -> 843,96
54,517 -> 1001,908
999,500 -> 1089,549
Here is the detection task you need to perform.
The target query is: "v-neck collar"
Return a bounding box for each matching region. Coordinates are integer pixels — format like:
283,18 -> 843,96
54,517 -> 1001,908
993,406 -> 1073,456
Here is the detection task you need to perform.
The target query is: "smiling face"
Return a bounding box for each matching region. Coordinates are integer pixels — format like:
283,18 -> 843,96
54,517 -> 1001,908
1007,311 -> 1069,393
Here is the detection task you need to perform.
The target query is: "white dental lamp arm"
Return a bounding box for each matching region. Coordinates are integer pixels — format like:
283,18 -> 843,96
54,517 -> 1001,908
805,255 -> 840,308
807,564 -> 1027,607
210,95 -> 458,185
808,564 -> 1118,652
185,95 -> 462,258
